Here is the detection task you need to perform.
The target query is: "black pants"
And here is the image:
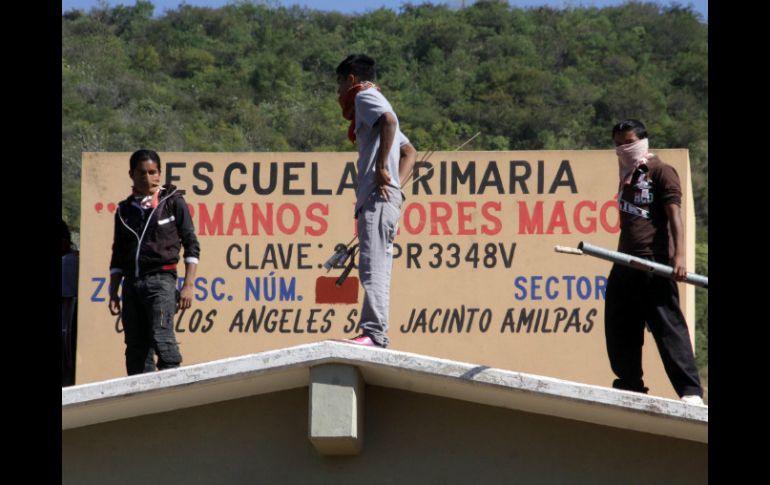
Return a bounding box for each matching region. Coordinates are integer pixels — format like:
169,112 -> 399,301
604,262 -> 702,398
122,272 -> 183,375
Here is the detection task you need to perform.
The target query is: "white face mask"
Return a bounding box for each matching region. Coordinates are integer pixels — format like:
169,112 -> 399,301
616,138 -> 651,185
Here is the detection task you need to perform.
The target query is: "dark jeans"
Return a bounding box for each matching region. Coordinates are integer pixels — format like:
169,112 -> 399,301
61,297 -> 77,386
122,272 -> 182,375
604,261 -> 703,398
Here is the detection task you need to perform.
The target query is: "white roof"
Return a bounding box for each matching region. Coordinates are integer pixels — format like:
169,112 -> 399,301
62,341 -> 707,443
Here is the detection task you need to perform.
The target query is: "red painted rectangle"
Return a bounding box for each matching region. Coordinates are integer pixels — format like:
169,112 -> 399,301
315,276 -> 359,304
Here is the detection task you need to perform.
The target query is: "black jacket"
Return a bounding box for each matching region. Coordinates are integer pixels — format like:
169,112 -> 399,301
110,184 -> 200,278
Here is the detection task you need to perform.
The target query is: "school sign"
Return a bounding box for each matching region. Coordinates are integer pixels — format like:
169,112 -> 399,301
77,150 -> 697,399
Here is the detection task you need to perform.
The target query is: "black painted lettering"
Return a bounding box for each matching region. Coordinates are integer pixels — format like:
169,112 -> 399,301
253,162 -> 277,195
564,308 -> 581,332
321,309 -> 334,333
499,243 -> 516,268
540,308 -> 552,333
189,309 -> 203,332
226,244 -> 242,270
344,309 -> 358,333
283,162 -> 304,195
439,161 -> 447,194
337,162 -> 357,194
307,309 -> 320,334
230,309 -> 244,332
311,162 -> 332,195
407,243 -> 422,269
553,307 -> 568,333
451,161 -> 475,195
550,160 -> 578,193
392,243 -> 402,260
414,162 -> 433,195
262,245 -> 277,269
245,307 -> 265,332
501,308 -> 515,332
466,308 -> 479,332
264,309 -> 279,332
192,162 -> 213,196
166,162 -> 185,186
279,309 -> 293,333
202,310 -> 216,333
537,160 -> 545,194
479,309 -> 492,332
479,162 -> 503,194
510,160 -> 531,194
447,306 -> 465,332
298,243 -> 312,269
401,309 -> 415,332
224,162 -> 247,195
518,308 -> 535,333
429,243 -> 442,269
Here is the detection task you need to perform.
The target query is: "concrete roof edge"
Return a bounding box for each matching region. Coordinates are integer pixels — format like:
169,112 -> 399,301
62,341 -> 707,442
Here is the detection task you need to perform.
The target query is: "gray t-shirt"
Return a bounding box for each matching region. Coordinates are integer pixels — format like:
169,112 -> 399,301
354,87 -> 406,213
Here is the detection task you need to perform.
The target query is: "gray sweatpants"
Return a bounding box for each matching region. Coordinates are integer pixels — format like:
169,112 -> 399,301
356,187 -> 403,347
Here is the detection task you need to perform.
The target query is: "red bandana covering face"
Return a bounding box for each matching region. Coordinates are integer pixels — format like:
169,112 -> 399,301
338,81 -> 379,143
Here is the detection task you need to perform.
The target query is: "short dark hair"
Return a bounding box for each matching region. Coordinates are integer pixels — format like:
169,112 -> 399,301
612,119 -> 648,140
129,149 -> 161,172
336,54 -> 376,82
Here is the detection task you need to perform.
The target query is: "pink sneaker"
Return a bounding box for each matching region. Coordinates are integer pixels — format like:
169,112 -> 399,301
347,335 -> 378,347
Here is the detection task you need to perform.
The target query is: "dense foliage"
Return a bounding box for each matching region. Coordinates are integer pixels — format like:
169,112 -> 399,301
62,0 -> 707,371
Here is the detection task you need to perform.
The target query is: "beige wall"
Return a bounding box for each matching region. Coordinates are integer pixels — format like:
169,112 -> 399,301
63,386 -> 707,484
77,150 -> 697,399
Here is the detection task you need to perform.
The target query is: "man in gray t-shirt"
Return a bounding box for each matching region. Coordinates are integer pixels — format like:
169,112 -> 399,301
336,54 -> 413,347
351,86 -> 404,213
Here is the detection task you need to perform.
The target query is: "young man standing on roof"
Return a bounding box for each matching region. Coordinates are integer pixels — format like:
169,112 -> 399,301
605,119 -> 704,405
336,54 -> 415,348
108,149 -> 200,375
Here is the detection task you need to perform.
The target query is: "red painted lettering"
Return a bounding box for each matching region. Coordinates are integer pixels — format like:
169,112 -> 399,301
574,200 -> 597,234
481,202 -> 502,235
457,201 -> 476,235
198,203 -> 224,235
277,204 -> 301,235
403,203 -> 427,235
430,202 -> 453,235
251,202 -> 274,235
518,201 -> 544,234
600,199 -> 620,233
226,203 -> 249,235
305,203 -> 329,236
546,201 -> 570,234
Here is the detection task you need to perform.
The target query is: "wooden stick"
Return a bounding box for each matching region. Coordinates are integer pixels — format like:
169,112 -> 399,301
554,245 -> 584,255
406,131 -> 481,187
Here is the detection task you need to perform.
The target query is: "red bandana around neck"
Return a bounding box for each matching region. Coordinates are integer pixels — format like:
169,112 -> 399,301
338,81 -> 379,143
132,187 -> 160,209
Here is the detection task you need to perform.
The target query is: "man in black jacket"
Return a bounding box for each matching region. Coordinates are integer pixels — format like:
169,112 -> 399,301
108,149 -> 200,375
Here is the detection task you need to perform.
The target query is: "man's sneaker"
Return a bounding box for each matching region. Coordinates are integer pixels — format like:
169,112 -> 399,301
681,395 -> 705,406
346,335 -> 378,347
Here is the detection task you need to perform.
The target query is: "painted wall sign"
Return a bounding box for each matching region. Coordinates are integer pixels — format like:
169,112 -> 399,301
77,150 -> 696,398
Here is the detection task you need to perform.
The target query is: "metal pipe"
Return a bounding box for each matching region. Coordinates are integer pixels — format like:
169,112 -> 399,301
555,242 -> 708,289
